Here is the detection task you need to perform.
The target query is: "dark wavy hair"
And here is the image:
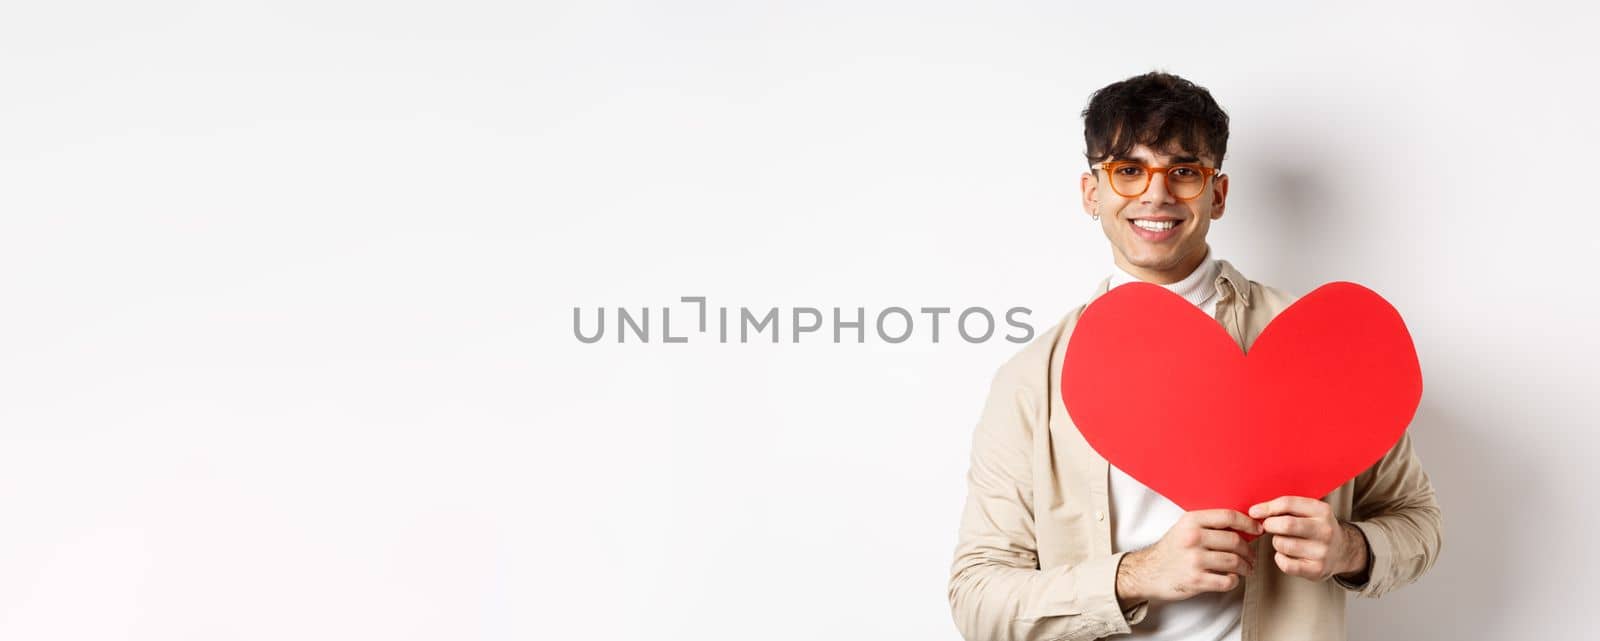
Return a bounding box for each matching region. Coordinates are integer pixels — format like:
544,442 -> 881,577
1081,71 -> 1230,169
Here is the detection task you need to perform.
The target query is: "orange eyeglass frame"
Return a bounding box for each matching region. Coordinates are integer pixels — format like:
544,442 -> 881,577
1093,161 -> 1221,201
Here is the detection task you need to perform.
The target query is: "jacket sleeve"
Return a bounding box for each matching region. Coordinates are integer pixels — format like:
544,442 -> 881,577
1332,429 -> 1444,598
948,369 -> 1147,641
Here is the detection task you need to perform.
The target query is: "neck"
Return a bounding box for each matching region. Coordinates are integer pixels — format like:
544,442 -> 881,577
1114,245 -> 1210,285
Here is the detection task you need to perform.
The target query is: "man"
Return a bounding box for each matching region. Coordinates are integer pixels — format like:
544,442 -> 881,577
946,71 -> 1442,641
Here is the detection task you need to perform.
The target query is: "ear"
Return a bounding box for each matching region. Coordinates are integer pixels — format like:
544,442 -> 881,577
1081,171 -> 1100,219
1210,173 -> 1230,220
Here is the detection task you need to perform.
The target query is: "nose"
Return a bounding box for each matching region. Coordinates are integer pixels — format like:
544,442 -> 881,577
1141,171 -> 1176,204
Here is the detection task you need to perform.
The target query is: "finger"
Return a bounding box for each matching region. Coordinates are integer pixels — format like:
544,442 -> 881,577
1274,552 -> 1307,577
1249,496 -> 1330,520
1198,550 -> 1253,576
1260,515 -> 1328,540
1190,509 -> 1263,535
1270,535 -> 1328,561
1198,529 -> 1253,561
1276,551 -> 1325,578
1195,571 -> 1240,593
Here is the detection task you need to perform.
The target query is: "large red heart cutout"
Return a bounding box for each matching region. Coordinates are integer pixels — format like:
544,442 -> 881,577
1060,281 -> 1422,520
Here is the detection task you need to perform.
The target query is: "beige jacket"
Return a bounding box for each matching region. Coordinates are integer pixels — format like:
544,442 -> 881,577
947,259 -> 1442,641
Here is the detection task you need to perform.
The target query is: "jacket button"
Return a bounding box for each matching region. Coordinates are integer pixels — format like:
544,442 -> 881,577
1095,511 -> 1105,521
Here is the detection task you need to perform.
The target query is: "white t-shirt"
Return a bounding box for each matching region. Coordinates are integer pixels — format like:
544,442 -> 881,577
1104,247 -> 1243,641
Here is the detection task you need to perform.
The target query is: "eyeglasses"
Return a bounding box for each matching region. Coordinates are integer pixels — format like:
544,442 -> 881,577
1093,160 -> 1220,201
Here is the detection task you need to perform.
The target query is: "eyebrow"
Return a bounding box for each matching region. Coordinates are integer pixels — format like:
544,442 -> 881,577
1112,153 -> 1204,164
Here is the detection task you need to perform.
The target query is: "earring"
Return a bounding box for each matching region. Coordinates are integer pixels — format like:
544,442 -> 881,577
1092,213 -> 1100,221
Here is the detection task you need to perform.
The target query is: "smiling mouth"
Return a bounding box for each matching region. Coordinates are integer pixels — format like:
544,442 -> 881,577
1130,218 -> 1182,232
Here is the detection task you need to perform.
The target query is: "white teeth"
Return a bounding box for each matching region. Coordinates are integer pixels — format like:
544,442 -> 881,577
1134,219 -> 1176,231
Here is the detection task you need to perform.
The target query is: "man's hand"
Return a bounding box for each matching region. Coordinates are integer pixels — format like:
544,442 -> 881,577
1248,496 -> 1369,582
1115,509 -> 1260,608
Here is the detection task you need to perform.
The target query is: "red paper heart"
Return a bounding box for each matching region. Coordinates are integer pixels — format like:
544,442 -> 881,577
1060,281 -> 1422,520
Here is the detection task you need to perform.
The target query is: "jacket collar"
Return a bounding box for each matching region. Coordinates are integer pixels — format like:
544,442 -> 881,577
1086,257 -> 1253,308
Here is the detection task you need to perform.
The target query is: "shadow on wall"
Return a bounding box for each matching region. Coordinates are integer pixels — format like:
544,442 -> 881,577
1345,399 -> 1534,640
1234,103 -> 1418,298
1246,137 -> 1350,296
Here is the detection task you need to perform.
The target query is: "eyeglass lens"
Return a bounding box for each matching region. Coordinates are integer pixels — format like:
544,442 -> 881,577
1108,164 -> 1208,200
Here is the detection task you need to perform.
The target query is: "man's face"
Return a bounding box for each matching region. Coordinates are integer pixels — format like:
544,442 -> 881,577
1079,143 -> 1229,284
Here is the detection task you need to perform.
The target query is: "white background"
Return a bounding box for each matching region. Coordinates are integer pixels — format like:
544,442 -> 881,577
2,2 -> 1596,639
